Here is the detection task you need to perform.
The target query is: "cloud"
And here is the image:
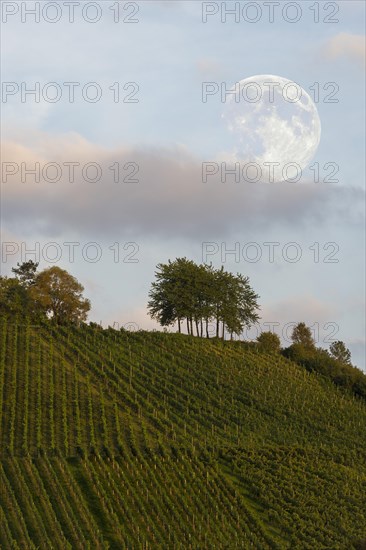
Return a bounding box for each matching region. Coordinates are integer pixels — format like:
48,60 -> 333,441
196,58 -> 223,78
1,131 -> 364,242
0,228 -> 25,277
323,33 -> 365,68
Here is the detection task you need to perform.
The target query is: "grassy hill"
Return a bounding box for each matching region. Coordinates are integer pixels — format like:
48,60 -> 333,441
0,315 -> 365,549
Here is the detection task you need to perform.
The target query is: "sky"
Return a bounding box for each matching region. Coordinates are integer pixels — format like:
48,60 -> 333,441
1,0 -> 365,369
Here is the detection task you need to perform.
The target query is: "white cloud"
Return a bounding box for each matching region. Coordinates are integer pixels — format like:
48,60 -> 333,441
2,131 -> 364,242
196,58 -> 222,78
323,33 -> 365,68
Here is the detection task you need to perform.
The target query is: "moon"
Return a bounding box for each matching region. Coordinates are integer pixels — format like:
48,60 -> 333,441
222,74 -> 321,183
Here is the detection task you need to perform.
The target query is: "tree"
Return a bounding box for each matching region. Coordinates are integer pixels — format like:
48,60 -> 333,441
329,340 -> 352,365
0,276 -> 30,315
213,269 -> 259,339
147,258 -> 260,339
148,258 -> 191,334
257,331 -> 281,353
234,272 -> 260,338
282,341 -> 366,400
212,266 -> 232,338
291,322 -> 315,349
12,260 -> 39,287
148,258 -> 210,336
31,266 -> 90,324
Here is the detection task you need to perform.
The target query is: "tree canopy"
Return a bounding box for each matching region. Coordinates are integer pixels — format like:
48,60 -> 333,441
12,260 -> 39,287
257,331 -> 281,353
291,322 -> 315,349
148,258 -> 260,338
329,340 -> 352,365
31,266 -> 90,324
1,263 -> 90,324
0,276 -> 31,316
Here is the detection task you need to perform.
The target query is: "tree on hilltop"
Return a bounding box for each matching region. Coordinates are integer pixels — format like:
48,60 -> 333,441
148,258 -> 259,339
31,266 -> 90,324
291,322 -> 315,349
257,331 -> 281,353
0,276 -> 30,315
329,340 -> 352,365
12,260 -> 39,287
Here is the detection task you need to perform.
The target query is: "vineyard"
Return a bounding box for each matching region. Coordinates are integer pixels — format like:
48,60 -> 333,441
0,315 -> 365,548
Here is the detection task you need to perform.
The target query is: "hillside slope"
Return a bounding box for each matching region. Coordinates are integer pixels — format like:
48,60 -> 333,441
0,316 -> 365,549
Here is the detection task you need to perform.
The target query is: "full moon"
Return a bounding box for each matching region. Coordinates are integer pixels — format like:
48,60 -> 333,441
222,74 -> 321,183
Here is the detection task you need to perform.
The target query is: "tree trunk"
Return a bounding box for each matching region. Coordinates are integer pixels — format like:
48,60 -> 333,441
216,316 -> 219,338
177,317 -> 181,333
200,319 -> 203,338
195,318 -> 199,337
190,317 -> 194,336
206,319 -> 209,338
186,318 -> 190,335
